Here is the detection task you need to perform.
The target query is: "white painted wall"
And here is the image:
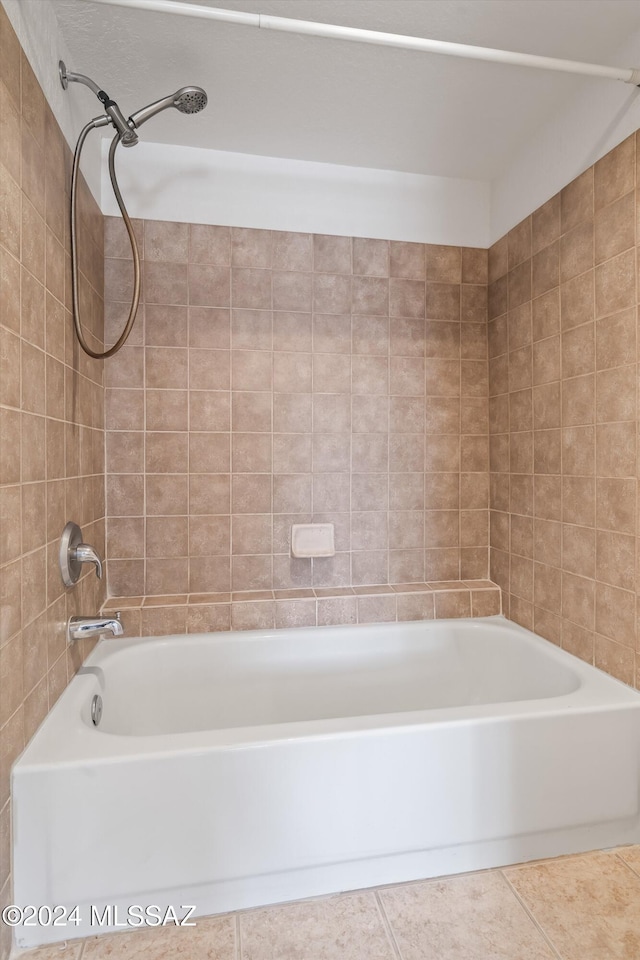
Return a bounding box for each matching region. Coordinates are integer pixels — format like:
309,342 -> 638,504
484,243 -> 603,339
491,28 -> 640,243
4,0 -> 490,247
6,0 -> 640,248
1,0 -> 102,201
100,21 -> 640,251
102,140 -> 491,247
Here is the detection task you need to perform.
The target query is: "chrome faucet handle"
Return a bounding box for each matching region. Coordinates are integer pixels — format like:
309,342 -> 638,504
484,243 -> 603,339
74,543 -> 103,580
59,522 -> 104,586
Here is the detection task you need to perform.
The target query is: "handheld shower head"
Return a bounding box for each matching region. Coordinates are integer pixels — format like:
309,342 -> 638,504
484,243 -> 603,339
60,62 -> 207,139
129,86 -> 208,129
174,87 -> 208,114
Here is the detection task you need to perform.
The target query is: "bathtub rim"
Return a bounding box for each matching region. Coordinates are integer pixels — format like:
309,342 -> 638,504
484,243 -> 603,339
13,615 -> 640,769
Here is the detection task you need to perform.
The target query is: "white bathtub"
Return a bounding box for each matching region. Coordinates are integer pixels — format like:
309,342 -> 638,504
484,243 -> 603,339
12,615 -> 640,948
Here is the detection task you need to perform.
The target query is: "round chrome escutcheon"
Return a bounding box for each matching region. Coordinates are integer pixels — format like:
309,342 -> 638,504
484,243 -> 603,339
91,694 -> 103,727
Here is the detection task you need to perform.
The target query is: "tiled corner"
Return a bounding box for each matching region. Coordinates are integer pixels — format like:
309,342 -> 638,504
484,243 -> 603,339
488,132 -> 640,692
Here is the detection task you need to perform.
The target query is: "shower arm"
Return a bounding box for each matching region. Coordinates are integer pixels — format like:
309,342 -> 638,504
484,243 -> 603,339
59,62 -> 138,146
84,0 -> 640,86
59,65 -> 102,97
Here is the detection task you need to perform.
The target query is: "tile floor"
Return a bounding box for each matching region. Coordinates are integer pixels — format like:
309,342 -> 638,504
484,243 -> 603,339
12,846 -> 640,960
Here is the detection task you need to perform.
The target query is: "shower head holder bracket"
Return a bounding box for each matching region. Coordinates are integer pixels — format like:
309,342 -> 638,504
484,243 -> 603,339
59,60 -> 69,90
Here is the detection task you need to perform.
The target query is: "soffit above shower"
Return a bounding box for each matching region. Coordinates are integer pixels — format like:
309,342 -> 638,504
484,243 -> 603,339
51,0 -> 640,182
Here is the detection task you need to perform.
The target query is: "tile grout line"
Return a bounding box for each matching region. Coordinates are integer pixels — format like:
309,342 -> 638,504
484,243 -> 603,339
613,849 -> 640,881
373,890 -> 403,960
634,132 -> 638,686
142,224 -> 148,600
235,911 -> 242,960
268,239 -> 274,599
499,870 -> 564,960
458,257 -> 462,582
528,226 -> 537,637
588,177 -> 595,644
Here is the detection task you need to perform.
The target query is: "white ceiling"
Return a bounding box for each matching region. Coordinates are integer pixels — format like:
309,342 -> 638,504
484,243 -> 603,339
52,0 -> 640,182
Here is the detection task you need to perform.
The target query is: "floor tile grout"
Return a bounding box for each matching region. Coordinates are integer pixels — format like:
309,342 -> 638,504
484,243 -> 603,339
373,890 -> 403,960
235,912 -> 242,960
614,849 -> 640,882
499,870 -> 564,960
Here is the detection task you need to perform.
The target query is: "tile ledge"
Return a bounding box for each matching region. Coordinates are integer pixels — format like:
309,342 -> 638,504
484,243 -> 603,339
103,581 -> 501,611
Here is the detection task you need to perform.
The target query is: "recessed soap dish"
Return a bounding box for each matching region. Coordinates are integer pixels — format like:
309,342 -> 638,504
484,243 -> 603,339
291,523 -> 335,558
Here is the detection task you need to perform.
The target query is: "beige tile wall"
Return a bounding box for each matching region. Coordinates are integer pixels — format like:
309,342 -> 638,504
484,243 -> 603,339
104,221 -> 489,596
489,133 -> 640,688
0,8 -> 106,957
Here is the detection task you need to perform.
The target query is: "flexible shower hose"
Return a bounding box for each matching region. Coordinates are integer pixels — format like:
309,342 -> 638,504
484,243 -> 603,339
70,119 -> 141,360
